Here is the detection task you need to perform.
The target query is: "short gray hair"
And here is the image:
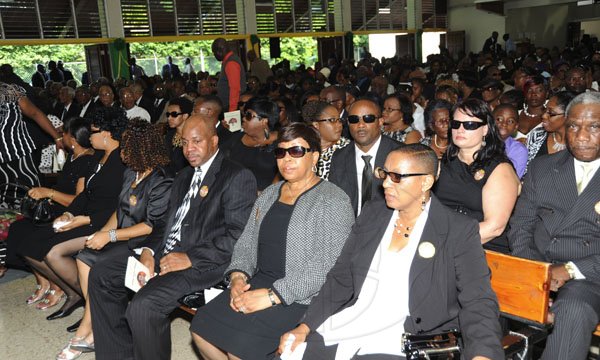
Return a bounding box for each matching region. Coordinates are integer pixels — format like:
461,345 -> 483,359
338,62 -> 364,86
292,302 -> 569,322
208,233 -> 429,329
61,86 -> 75,98
566,92 -> 600,116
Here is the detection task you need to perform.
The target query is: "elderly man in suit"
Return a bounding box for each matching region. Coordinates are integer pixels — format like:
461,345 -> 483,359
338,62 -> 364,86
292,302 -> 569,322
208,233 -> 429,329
280,144 -> 503,360
509,91 -> 600,360
328,99 -> 401,215
88,115 -> 257,360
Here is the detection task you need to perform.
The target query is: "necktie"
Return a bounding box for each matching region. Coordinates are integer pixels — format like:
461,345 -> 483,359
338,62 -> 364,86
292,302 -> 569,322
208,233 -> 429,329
163,167 -> 202,254
361,155 -> 373,207
61,107 -> 67,121
577,163 -> 594,195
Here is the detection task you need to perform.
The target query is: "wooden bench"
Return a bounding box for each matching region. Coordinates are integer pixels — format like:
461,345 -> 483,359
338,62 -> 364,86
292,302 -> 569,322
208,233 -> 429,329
485,250 -> 552,358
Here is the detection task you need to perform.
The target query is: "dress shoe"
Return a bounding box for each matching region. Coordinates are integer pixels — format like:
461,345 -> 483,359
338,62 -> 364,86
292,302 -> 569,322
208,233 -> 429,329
66,318 -> 82,333
46,298 -> 84,320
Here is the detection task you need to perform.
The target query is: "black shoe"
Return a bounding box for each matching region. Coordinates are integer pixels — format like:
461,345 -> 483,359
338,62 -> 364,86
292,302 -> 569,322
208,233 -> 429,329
66,318 -> 82,332
46,298 -> 84,320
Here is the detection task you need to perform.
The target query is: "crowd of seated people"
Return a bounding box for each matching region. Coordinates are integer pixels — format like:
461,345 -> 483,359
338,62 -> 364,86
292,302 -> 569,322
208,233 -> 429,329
0,36 -> 600,360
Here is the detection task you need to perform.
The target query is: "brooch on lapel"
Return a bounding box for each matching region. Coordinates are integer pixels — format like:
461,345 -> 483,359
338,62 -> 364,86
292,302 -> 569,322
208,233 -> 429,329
595,201 -> 600,215
418,242 -> 436,259
474,169 -> 485,181
129,194 -> 138,206
199,185 -> 209,198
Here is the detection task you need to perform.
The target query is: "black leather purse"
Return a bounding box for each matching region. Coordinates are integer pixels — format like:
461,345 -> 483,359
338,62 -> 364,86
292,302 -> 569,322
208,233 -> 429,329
402,330 -> 461,359
0,183 -> 53,225
177,282 -> 227,309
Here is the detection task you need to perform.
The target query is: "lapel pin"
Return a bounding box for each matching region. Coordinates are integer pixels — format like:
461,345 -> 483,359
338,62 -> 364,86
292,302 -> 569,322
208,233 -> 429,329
595,201 -> 600,215
418,242 -> 436,259
474,169 -> 485,181
199,185 -> 209,197
129,194 -> 137,206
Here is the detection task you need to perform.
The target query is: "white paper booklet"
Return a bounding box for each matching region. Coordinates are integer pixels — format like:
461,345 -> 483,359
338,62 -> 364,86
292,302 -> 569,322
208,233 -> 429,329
224,110 -> 242,132
125,256 -> 152,292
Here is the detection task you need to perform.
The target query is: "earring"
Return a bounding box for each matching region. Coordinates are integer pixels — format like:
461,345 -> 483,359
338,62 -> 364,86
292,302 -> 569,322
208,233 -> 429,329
71,145 -> 75,150
311,164 -> 317,173
264,128 -> 270,140
481,136 -> 486,147
421,193 -> 427,211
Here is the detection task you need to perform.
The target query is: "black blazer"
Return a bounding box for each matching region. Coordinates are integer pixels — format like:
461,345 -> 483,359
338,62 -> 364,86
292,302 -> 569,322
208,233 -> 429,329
150,151 -> 257,272
303,195 -> 503,360
54,102 -> 82,122
137,94 -> 155,116
510,150 -> 600,284
67,149 -> 126,228
328,135 -> 401,215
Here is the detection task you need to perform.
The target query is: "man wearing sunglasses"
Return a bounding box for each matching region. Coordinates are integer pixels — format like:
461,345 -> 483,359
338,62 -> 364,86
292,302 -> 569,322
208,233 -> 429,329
88,116 -> 257,360
328,99 -> 401,215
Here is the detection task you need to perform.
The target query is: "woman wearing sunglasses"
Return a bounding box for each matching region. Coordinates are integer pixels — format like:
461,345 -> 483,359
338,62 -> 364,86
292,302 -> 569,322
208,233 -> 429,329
191,123 -> 354,360
301,100 -> 350,180
164,97 -> 193,174
381,94 -> 422,144
434,98 -> 519,254
221,97 -> 279,192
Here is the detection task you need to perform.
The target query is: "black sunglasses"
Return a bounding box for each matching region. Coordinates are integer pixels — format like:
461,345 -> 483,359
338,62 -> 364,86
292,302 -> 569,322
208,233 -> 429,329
450,120 -> 486,130
374,167 -> 428,183
347,114 -> 378,124
237,101 -> 246,108
166,111 -> 184,118
244,111 -> 261,121
274,146 -> 312,159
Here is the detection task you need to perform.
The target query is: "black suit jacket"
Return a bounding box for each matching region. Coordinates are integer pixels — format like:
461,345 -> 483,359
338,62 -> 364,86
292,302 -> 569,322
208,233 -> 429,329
149,151 -> 257,272
54,102 -> 82,122
328,135 -> 401,215
161,63 -> 181,79
137,94 -> 155,117
510,151 -> 600,284
303,196 -> 503,360
31,71 -> 47,88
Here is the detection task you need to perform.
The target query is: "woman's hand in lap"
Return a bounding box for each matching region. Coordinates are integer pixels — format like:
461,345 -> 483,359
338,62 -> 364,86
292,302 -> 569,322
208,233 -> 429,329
85,231 -> 110,250
56,215 -> 90,231
231,288 -> 272,314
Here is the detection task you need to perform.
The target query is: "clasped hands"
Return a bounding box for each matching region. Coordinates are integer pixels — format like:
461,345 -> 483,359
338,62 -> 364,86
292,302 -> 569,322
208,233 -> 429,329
229,276 -> 275,315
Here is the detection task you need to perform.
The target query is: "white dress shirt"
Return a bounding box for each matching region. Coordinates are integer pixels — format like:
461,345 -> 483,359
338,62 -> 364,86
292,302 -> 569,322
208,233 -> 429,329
355,136 -> 382,215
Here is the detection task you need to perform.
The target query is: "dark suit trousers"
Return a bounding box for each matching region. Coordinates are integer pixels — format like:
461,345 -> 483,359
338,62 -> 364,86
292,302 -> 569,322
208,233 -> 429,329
542,280 -> 600,360
89,249 -> 225,360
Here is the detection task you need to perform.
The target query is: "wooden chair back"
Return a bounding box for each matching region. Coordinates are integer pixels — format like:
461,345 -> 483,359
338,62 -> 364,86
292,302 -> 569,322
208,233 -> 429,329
485,250 -> 551,326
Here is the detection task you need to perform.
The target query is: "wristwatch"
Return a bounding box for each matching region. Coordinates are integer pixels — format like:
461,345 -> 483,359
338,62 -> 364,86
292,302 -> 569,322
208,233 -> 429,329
108,229 -> 117,243
564,262 -> 576,280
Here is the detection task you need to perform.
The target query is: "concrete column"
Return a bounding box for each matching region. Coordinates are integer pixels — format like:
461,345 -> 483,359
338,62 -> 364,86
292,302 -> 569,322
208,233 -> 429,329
336,0 -> 352,32
239,0 -> 257,34
406,0 -> 423,62
102,0 -> 124,38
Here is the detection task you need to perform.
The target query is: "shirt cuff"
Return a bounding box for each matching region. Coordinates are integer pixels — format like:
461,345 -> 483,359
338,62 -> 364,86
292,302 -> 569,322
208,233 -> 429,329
568,261 -> 586,280
133,247 -> 155,257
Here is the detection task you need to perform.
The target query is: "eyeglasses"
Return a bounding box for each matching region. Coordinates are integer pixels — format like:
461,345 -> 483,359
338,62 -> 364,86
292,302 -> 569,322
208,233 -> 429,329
244,111 -> 262,121
450,120 -> 486,130
166,112 -> 184,118
237,101 -> 246,108
347,114 -> 379,124
274,146 -> 312,159
544,110 -> 565,117
482,87 -> 500,92
434,117 -> 450,125
374,167 -> 428,183
382,107 -> 401,114
314,117 -> 341,123
324,98 -> 341,105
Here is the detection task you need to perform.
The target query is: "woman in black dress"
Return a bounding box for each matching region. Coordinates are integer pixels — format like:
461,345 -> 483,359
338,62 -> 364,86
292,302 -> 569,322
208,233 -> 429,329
15,107 -> 127,320
191,123 -> 355,359
221,97 -> 279,192
433,98 -> 520,253
56,119 -> 173,360
5,117 -> 97,305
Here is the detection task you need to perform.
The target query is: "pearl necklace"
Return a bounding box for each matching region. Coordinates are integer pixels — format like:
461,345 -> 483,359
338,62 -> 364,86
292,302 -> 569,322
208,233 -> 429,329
523,104 -> 545,118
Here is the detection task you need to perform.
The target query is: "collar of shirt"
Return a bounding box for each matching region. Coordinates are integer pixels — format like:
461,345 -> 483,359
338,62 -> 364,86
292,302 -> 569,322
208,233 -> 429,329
355,135 -> 382,161
574,156 -> 600,181
197,149 -> 220,182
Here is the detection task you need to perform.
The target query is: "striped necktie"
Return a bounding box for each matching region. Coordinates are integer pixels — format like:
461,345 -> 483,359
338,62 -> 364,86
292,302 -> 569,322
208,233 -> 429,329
163,167 -> 202,254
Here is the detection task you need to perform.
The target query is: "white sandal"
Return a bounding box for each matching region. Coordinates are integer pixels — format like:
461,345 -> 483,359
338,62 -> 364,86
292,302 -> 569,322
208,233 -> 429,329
56,344 -> 82,360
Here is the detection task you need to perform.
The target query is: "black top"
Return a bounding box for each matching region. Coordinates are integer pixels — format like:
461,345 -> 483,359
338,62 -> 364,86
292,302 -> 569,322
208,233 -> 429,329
256,201 -> 294,281
54,153 -> 98,195
434,156 -> 510,252
117,167 -> 174,249
222,132 -> 277,191
164,128 -> 188,174
536,135 -> 549,159
66,148 -> 126,228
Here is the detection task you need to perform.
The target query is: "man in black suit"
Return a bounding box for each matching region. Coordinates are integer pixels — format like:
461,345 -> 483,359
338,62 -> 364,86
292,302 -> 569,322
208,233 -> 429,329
54,86 -> 81,122
509,92 -> 600,360
328,98 -> 401,215
31,64 -> 48,88
131,82 -> 155,116
161,56 -> 181,80
280,145 -> 502,360
75,86 -> 95,118
88,115 -> 257,360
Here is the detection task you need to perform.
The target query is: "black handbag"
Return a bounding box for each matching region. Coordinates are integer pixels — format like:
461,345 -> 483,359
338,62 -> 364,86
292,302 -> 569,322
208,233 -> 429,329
402,330 -> 462,359
0,182 -> 53,225
177,282 -> 227,309
20,195 -> 53,225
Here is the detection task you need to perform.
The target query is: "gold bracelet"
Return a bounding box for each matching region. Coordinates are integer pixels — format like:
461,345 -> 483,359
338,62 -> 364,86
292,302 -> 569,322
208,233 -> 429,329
54,137 -> 63,142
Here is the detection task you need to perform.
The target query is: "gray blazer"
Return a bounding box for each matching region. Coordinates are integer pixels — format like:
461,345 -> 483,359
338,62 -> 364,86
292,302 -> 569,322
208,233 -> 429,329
226,180 -> 355,305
